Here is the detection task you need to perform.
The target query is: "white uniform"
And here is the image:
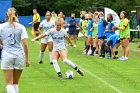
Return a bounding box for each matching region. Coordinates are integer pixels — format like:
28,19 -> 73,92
39,19 -> 55,44
0,22 -> 28,69
45,28 -> 67,52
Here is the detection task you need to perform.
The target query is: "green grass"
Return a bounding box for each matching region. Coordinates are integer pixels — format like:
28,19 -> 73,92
0,27 -> 140,93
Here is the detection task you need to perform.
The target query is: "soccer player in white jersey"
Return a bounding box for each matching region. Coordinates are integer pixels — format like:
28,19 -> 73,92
38,11 -> 55,64
0,8 -> 29,93
32,21 -> 84,77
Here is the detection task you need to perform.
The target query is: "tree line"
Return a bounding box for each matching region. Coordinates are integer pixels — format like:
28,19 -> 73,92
12,0 -> 140,17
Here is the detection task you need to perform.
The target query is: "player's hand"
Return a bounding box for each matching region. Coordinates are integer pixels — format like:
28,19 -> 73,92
112,26 -> 117,30
104,30 -> 107,33
29,22 -> 32,24
90,28 -> 93,32
0,44 -> 2,49
31,39 -> 36,43
26,61 -> 30,67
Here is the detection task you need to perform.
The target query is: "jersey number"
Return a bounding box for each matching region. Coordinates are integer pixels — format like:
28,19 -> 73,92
8,33 -> 16,45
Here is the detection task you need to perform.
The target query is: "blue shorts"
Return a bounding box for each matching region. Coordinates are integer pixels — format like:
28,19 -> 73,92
69,30 -> 76,35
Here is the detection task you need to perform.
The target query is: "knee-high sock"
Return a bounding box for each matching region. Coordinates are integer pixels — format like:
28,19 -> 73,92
52,60 -> 60,73
49,52 -> 52,62
86,45 -> 90,53
6,85 -> 16,93
91,45 -> 96,55
39,51 -> 44,61
13,84 -> 18,93
63,59 -> 76,69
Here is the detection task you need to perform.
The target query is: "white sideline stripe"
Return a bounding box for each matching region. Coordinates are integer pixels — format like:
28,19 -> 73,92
77,65 -> 123,93
28,36 -> 123,93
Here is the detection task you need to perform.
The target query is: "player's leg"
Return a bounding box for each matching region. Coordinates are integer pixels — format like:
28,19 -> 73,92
1,58 -> 16,93
39,43 -> 47,64
13,69 -> 23,93
3,70 -> 16,93
60,49 -> 84,76
47,41 -> 53,64
51,51 -> 61,77
124,38 -> 129,60
120,39 -> 125,59
73,34 -> 77,47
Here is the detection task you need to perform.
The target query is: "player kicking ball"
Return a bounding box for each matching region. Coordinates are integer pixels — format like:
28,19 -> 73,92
32,21 -> 84,78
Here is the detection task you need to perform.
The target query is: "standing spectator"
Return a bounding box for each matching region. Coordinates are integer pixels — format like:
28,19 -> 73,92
51,11 -> 58,22
68,13 -> 80,47
98,11 -> 108,58
113,11 -> 130,60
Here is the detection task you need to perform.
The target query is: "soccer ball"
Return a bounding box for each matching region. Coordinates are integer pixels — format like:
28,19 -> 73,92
65,70 -> 74,79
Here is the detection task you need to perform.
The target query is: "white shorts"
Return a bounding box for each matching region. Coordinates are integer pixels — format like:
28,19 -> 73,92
1,51 -> 25,70
41,37 -> 53,44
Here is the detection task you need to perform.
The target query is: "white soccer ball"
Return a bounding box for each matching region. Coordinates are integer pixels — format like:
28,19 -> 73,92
65,70 -> 74,79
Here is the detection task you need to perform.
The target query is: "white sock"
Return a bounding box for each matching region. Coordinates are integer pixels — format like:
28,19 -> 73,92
39,52 -> 44,61
6,85 -> 16,93
13,84 -> 18,93
63,59 -> 76,69
52,60 -> 60,73
49,52 -> 52,62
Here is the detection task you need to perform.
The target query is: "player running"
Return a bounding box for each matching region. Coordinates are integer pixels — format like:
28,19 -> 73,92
32,21 -> 84,78
38,11 -> 55,64
0,8 -> 29,93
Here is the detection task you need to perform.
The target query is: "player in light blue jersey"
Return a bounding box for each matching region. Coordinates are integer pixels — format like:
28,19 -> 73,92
32,21 -> 84,78
107,34 -> 120,59
38,11 -> 55,64
0,8 -> 29,93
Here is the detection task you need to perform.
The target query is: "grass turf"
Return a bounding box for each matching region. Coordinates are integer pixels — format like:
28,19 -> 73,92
0,27 -> 140,93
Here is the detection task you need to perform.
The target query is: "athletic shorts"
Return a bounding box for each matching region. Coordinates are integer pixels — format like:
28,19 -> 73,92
98,36 -> 106,40
34,22 -> 40,31
1,51 -> 25,70
41,36 -> 53,44
69,30 -> 77,35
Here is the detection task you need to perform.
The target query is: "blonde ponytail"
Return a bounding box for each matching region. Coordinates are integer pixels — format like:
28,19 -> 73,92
7,8 -> 18,26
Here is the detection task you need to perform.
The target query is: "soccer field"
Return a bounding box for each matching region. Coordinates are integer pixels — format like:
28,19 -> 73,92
0,27 -> 140,93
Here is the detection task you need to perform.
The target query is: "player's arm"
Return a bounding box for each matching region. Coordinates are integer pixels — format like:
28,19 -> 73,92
32,29 -> 51,42
32,33 -> 47,42
104,29 -> 114,33
21,26 -> 30,67
22,38 -> 30,67
66,36 -> 73,46
117,19 -> 128,30
38,27 -> 42,34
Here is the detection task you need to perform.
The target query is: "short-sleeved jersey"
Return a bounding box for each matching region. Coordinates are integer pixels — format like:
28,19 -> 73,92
0,22 -> 28,58
87,20 -> 94,36
45,28 -> 67,51
33,13 -> 40,23
105,21 -> 115,38
98,19 -> 107,38
39,19 -> 55,39
92,21 -> 98,38
118,18 -> 130,39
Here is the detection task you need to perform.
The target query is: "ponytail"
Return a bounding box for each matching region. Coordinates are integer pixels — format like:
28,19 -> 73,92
7,8 -> 18,26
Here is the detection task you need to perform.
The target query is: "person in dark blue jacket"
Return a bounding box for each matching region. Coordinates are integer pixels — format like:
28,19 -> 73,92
68,13 -> 80,47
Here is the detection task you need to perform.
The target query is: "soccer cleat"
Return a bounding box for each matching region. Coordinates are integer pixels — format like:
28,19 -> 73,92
75,67 -> 84,76
57,72 -> 62,78
38,61 -> 43,64
113,56 -> 118,59
50,62 -> 53,65
77,69 -> 84,76
74,45 -> 76,47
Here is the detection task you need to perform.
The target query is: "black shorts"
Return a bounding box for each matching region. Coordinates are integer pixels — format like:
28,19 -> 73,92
34,22 -> 40,31
98,36 -> 106,40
